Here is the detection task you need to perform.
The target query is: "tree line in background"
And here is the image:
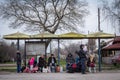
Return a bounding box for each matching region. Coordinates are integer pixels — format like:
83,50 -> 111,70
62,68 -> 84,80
0,41 -> 24,63
0,41 -> 16,63
0,38 -> 108,63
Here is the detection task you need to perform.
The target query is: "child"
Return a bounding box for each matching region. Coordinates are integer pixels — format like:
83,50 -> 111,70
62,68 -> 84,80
88,53 -> 96,73
43,66 -> 49,73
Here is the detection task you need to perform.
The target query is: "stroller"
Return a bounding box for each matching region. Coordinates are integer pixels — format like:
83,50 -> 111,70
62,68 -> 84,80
67,62 -> 81,73
67,63 -> 77,73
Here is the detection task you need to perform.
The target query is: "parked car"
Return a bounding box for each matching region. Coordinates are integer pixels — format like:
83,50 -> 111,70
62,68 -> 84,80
111,54 -> 120,66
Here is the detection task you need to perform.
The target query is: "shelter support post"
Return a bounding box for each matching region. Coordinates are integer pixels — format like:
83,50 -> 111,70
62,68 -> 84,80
50,41 -> 52,54
17,39 -> 19,50
98,38 -> 101,72
45,40 -> 47,61
24,40 -> 27,66
58,39 -> 60,65
98,8 -> 101,72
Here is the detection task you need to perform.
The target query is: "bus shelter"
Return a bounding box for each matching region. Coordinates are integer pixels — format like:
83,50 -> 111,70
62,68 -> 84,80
3,31 -> 115,72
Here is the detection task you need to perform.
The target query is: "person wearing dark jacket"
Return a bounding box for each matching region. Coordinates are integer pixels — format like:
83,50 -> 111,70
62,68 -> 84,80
78,44 -> 87,74
48,54 -> 57,72
38,55 -> 46,72
16,51 -> 21,73
66,53 -> 75,70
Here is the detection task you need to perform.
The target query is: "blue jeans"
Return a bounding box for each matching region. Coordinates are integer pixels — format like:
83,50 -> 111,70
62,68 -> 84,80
50,66 -> 56,72
17,64 -> 21,73
66,64 -> 69,70
80,58 -> 86,74
39,66 -> 43,72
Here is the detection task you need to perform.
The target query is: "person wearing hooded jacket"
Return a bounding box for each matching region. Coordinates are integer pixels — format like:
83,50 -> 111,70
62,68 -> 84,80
78,44 -> 87,74
29,57 -> 35,71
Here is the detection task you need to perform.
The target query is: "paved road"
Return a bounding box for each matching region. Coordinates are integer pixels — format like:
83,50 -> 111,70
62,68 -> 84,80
0,71 -> 120,80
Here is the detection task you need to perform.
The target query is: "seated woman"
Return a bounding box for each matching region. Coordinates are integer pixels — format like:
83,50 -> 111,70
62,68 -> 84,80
66,53 -> 75,72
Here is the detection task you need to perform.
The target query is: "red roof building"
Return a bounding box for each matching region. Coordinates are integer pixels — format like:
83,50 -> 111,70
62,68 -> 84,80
103,36 -> 120,50
101,37 -> 120,64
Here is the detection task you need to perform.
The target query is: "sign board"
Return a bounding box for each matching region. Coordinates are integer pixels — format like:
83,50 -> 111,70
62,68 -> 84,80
25,41 -> 46,55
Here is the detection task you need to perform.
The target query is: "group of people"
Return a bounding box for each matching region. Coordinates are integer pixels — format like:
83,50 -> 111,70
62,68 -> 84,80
17,53 -> 57,73
26,54 -> 57,73
66,44 -> 96,74
16,44 -> 96,74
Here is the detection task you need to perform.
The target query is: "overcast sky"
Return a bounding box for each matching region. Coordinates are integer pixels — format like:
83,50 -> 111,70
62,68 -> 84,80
0,0 -> 119,39
85,0 -> 117,34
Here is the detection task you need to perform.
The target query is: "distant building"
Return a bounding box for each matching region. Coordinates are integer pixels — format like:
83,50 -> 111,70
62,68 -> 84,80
102,36 -> 120,64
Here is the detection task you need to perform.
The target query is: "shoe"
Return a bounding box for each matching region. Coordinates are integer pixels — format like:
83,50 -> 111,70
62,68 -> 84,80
82,72 -> 86,74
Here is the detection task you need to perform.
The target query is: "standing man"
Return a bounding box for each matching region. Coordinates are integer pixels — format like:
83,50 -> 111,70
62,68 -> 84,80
78,44 -> 87,74
16,51 -> 21,73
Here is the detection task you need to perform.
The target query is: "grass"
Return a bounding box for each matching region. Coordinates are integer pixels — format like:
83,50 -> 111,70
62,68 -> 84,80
60,59 -> 66,66
3,62 -> 15,64
58,59 -> 66,71
0,66 -> 16,72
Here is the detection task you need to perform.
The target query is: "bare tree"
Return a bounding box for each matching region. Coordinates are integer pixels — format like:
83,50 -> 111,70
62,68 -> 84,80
0,0 -> 88,47
0,0 -> 88,32
101,0 -> 120,32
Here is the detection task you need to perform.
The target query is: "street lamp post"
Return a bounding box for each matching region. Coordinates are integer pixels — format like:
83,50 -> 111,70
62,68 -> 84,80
98,8 -> 101,72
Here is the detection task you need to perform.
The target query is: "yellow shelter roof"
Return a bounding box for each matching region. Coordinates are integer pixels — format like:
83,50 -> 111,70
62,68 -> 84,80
3,32 -> 30,39
58,32 -> 86,39
31,32 -> 58,39
3,31 -> 115,40
86,32 -> 115,39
